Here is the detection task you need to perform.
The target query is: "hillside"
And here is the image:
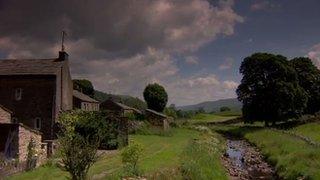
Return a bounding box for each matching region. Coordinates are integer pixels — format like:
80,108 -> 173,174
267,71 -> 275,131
178,98 -> 242,113
94,90 -> 147,110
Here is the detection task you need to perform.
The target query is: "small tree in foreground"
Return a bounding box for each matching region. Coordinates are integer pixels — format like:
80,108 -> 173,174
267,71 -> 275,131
58,111 -> 99,180
143,83 -> 168,112
121,141 -> 144,177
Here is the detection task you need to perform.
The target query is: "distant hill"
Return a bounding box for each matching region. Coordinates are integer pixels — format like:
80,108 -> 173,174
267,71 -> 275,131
178,98 -> 242,113
94,90 -> 147,110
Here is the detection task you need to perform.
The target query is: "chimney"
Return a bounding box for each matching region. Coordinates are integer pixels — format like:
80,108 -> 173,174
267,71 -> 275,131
58,51 -> 69,61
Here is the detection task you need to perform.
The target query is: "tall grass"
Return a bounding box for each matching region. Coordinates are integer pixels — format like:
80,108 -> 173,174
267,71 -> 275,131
180,130 -> 228,180
216,126 -> 320,179
290,122 -> 320,143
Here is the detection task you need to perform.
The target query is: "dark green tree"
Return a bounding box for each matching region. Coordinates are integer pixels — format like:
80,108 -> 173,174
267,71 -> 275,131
73,79 -> 95,97
143,83 -> 168,112
220,106 -> 231,112
237,53 -> 307,126
290,57 -> 320,114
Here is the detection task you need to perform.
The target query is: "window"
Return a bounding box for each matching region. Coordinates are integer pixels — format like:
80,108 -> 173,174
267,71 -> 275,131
34,117 -> 41,130
15,88 -> 23,101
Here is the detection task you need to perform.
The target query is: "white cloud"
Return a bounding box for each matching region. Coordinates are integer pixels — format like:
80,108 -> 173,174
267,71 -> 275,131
308,43 -> 320,68
69,47 -> 238,105
223,80 -> 239,89
0,0 -> 243,105
250,1 -> 280,11
219,57 -> 234,70
185,56 -> 199,65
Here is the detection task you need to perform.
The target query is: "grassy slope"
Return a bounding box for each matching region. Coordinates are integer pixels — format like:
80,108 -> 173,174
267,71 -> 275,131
8,129 -> 204,180
189,113 -> 238,124
290,122 -> 320,142
215,125 -> 320,179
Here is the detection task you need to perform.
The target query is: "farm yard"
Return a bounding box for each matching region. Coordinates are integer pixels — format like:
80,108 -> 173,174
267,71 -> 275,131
1,1 -> 320,180
7,110 -> 320,180
8,124 -> 227,180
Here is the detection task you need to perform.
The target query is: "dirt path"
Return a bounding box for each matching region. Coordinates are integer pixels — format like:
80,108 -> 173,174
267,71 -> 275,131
221,137 -> 279,180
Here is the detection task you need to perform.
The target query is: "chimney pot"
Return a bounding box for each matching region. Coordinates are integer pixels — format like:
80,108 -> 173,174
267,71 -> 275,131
58,51 -> 69,61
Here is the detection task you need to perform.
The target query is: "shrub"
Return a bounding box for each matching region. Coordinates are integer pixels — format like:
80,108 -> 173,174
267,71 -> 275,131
58,111 -> 99,180
75,111 -> 122,149
25,138 -> 37,171
121,141 -> 144,177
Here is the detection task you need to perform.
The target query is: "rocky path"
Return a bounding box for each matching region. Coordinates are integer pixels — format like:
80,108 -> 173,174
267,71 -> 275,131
221,138 -> 279,180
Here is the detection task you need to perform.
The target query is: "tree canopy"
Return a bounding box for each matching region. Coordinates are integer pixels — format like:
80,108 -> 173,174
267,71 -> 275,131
290,57 -> 320,114
143,83 -> 168,112
237,53 -> 307,125
73,79 -> 95,97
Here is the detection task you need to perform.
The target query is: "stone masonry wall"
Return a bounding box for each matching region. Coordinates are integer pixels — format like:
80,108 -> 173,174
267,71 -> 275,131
18,125 -> 46,165
0,107 -> 11,123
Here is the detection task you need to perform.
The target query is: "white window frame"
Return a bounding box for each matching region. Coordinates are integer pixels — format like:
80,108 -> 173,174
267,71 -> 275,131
34,117 -> 41,130
15,88 -> 23,101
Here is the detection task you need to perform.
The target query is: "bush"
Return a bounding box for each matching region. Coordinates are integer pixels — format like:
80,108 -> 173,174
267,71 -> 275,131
75,111 -> 123,149
121,141 -> 144,177
25,138 -> 37,171
58,111 -> 99,180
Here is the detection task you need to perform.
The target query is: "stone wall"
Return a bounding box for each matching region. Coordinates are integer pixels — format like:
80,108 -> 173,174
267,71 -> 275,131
0,107 -> 11,123
145,110 -> 170,131
18,124 -> 46,165
0,75 -> 55,140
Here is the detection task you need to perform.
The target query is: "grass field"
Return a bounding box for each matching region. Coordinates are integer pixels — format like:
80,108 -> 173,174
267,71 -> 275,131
214,125 -> 320,179
290,122 -> 320,143
189,113 -> 238,124
8,128 -> 227,180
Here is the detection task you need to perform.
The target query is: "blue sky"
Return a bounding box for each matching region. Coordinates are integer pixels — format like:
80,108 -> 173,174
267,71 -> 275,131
0,0 -> 320,105
179,0 -> 320,81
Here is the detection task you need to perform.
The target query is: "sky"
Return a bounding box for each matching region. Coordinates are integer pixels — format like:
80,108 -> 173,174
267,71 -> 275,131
0,0 -> 320,106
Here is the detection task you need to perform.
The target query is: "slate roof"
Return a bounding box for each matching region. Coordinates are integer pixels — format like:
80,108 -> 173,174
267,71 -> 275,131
146,109 -> 167,118
73,90 -> 99,103
0,104 -> 12,113
115,102 -> 142,114
0,58 -> 64,75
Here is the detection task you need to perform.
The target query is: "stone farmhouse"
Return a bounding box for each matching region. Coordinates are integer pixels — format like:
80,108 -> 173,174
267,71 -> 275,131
0,51 -> 73,141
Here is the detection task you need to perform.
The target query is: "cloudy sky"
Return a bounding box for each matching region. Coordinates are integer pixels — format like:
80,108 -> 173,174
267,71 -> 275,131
0,0 -> 320,106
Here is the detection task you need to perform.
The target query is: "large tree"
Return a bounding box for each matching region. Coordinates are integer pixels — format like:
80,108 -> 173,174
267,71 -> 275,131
237,53 -> 307,126
290,57 -> 320,114
143,83 -> 168,112
73,79 -> 95,97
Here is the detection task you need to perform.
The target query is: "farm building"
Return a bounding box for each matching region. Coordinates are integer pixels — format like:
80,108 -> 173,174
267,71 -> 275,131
73,90 -> 99,111
100,99 -> 142,116
145,109 -> 170,130
0,51 -> 73,140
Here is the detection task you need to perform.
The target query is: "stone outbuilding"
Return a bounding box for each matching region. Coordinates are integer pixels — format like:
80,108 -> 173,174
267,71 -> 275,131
0,123 -> 46,163
73,90 -> 99,111
145,109 -> 170,130
100,99 -> 142,116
